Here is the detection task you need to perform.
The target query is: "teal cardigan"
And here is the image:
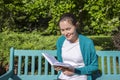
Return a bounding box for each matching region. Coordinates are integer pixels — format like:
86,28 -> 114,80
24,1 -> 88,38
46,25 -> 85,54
56,34 -> 98,80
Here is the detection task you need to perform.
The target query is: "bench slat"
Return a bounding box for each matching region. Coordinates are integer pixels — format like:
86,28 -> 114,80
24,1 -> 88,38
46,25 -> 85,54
25,56 -> 28,75
96,75 -> 120,80
51,66 -> 55,75
18,56 -> 22,75
96,51 -> 120,56
119,57 -> 120,74
31,56 -> 35,75
101,56 -> 105,75
107,56 -> 111,74
38,56 -> 42,75
45,60 -> 48,75
113,56 -> 117,74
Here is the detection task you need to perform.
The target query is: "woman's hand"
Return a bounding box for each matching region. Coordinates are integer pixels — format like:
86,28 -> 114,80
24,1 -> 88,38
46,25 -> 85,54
54,66 -> 75,76
54,66 -> 63,71
62,67 -> 74,76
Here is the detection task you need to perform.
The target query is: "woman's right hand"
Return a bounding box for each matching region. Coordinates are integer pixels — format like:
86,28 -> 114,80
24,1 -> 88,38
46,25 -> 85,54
54,66 -> 74,76
54,66 -> 63,71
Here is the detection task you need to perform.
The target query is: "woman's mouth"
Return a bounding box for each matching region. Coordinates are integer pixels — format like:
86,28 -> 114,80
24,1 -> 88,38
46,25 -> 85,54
66,34 -> 71,39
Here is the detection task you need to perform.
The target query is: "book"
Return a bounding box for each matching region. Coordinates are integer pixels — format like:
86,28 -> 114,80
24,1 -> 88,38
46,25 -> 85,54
42,53 -> 73,68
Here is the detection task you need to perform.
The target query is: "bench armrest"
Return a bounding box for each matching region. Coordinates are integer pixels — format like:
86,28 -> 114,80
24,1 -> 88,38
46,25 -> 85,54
0,70 -> 13,80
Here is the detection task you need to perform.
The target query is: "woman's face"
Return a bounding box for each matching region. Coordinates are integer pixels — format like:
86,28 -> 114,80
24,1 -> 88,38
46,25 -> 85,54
59,20 -> 78,43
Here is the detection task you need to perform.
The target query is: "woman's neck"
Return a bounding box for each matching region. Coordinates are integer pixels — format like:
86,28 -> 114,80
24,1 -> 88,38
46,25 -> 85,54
70,33 -> 79,43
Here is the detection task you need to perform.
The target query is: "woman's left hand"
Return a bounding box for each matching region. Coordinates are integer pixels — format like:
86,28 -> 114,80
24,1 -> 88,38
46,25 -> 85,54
62,67 -> 74,76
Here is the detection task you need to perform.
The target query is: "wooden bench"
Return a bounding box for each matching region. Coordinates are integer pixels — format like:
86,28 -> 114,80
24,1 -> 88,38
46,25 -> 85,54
0,47 -> 120,80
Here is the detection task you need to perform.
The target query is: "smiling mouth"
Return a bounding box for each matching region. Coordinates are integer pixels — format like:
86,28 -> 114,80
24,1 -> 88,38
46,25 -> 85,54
66,34 -> 71,38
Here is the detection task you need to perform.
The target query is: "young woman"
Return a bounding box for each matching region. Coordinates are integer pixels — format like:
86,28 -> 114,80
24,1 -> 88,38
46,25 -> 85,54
55,13 -> 98,80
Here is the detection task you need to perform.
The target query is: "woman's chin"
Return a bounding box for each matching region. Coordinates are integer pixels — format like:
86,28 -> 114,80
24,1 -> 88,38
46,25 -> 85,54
66,38 -> 71,41
66,38 -> 73,42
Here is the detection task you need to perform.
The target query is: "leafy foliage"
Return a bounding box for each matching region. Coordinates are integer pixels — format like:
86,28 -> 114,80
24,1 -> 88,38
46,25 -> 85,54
82,0 -> 120,35
0,31 -> 59,63
0,0 -> 120,35
45,0 -> 75,35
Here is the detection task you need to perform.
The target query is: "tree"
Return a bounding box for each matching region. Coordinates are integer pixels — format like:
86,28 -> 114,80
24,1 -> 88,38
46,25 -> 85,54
82,0 -> 120,35
0,0 -> 120,35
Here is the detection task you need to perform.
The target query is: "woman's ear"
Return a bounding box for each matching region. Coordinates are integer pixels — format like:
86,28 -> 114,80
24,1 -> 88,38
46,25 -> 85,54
75,21 -> 79,27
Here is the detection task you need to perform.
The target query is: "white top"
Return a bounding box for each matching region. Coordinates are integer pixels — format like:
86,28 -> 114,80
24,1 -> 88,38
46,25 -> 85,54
59,39 -> 87,80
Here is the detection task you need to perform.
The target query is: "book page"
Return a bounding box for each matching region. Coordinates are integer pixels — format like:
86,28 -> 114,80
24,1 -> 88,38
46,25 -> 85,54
42,53 -> 58,65
53,62 -> 72,68
42,53 -> 73,68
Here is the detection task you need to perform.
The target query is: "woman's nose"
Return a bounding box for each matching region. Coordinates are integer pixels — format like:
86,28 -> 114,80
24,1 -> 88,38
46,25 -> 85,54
63,31 -> 68,35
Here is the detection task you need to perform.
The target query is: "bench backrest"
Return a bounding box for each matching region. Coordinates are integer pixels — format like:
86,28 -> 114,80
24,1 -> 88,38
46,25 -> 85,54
9,48 -> 120,80
9,48 -> 57,80
96,51 -> 120,80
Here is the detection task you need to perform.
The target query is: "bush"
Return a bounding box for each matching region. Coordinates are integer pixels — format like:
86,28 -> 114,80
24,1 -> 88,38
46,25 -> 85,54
89,36 -> 115,50
0,31 -> 116,64
0,31 -> 59,64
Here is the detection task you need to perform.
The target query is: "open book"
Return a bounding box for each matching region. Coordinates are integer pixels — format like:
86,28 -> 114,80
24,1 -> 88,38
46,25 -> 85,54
42,53 -> 73,68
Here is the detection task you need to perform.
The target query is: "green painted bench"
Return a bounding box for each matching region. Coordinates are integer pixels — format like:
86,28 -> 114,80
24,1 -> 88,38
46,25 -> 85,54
0,47 -> 120,80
